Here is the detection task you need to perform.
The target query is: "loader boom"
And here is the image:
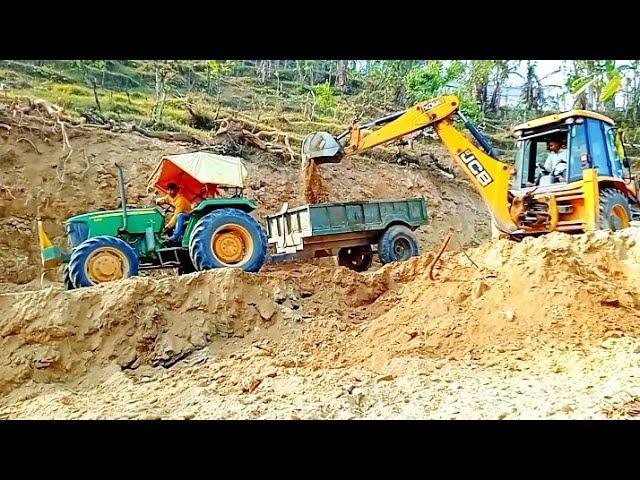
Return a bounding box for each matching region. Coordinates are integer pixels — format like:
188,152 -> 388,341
302,95 -> 518,234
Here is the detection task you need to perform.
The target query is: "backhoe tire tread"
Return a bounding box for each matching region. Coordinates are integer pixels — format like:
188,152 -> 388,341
597,188 -> 631,232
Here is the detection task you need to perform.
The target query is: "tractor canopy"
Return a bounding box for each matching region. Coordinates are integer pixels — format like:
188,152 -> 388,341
148,151 -> 248,204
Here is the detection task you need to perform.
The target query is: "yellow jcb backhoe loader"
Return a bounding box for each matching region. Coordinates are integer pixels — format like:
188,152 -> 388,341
301,95 -> 640,238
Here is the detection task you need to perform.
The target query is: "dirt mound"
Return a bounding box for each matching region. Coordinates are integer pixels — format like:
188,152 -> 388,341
1,229 -> 640,418
0,263 -> 393,395
312,228 -> 640,375
3,228 -> 640,400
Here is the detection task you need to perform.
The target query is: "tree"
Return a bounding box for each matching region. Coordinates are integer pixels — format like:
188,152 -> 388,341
404,60 -> 465,103
257,60 -> 274,83
336,60 -> 349,90
569,60 -> 627,110
151,61 -> 178,124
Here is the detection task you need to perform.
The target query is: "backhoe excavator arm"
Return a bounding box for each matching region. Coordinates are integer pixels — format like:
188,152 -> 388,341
301,95 -> 518,234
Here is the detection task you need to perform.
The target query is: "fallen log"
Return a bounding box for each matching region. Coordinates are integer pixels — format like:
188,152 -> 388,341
131,124 -> 204,144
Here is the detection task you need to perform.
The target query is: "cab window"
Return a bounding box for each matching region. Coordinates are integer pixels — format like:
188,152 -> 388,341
586,119 -> 612,176
605,127 -> 624,178
568,123 -> 588,182
515,139 -> 550,188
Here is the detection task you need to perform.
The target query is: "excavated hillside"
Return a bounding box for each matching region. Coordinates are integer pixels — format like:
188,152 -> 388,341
0,105 -> 490,286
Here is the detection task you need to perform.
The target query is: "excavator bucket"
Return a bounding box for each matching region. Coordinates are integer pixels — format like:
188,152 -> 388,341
301,131 -> 344,171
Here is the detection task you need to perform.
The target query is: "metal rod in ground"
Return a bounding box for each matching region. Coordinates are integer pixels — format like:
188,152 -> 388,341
428,233 -> 452,281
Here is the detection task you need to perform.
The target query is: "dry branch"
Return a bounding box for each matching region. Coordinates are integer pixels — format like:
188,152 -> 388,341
17,137 -> 40,154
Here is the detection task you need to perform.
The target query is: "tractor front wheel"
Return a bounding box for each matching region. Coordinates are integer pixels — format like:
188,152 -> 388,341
189,209 -> 268,273
597,188 -> 631,232
62,264 -> 75,290
68,236 -> 139,288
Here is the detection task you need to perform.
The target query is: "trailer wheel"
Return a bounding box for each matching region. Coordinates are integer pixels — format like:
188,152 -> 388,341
597,188 -> 631,232
337,246 -> 374,272
189,208 -> 268,273
378,225 -> 419,264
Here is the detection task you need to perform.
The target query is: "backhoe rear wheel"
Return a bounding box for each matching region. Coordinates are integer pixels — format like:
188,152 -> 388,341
597,188 -> 631,232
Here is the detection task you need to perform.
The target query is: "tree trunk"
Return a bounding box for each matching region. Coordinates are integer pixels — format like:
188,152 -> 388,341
336,60 -> 349,89
153,63 -> 167,123
258,60 -> 273,83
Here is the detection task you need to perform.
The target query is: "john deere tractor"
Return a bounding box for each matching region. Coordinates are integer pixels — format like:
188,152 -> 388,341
38,152 -> 268,289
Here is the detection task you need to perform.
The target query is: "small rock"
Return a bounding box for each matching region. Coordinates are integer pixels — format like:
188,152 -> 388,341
301,291 -> 313,298
472,281 -> 490,299
560,405 -> 573,413
377,374 -> 395,382
183,412 -> 196,420
600,298 -> 620,307
498,412 -> 508,420
255,301 -> 276,321
505,310 -> 515,322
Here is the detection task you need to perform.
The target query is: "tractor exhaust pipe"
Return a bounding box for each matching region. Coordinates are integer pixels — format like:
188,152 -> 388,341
115,162 -> 128,232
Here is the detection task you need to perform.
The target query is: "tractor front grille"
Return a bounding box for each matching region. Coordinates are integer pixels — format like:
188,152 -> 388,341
66,221 -> 89,248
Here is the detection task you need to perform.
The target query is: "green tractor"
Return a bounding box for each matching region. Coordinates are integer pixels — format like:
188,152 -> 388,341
38,151 -> 268,289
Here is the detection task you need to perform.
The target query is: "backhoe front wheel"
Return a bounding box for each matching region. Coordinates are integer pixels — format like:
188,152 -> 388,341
189,208 -> 268,273
68,236 -> 139,288
597,188 -> 631,232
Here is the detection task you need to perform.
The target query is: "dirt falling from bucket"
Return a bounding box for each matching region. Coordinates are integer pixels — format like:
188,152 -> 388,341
301,160 -> 330,204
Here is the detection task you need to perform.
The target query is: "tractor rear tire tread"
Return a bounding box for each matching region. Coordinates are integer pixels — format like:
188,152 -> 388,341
189,208 -> 268,273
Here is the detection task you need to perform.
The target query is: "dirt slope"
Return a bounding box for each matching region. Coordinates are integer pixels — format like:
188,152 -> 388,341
1,228 -> 639,419
0,115 -> 489,285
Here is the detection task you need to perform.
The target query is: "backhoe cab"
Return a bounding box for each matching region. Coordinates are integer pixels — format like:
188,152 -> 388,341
511,111 -> 638,232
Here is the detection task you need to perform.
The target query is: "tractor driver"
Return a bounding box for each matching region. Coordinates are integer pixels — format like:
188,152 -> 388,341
155,182 -> 193,243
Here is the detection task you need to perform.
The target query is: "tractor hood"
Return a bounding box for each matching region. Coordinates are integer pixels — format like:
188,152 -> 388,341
66,207 -> 165,247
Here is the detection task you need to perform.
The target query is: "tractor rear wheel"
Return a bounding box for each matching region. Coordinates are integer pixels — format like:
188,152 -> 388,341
337,246 -> 374,272
189,209 -> 268,273
597,188 -> 631,232
68,236 -> 139,288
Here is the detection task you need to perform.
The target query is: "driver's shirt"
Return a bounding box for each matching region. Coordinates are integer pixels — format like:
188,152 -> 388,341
162,193 -> 192,228
544,149 -> 568,175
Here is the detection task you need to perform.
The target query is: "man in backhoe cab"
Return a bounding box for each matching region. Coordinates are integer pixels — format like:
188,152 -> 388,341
155,182 -> 193,244
544,139 -> 568,180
